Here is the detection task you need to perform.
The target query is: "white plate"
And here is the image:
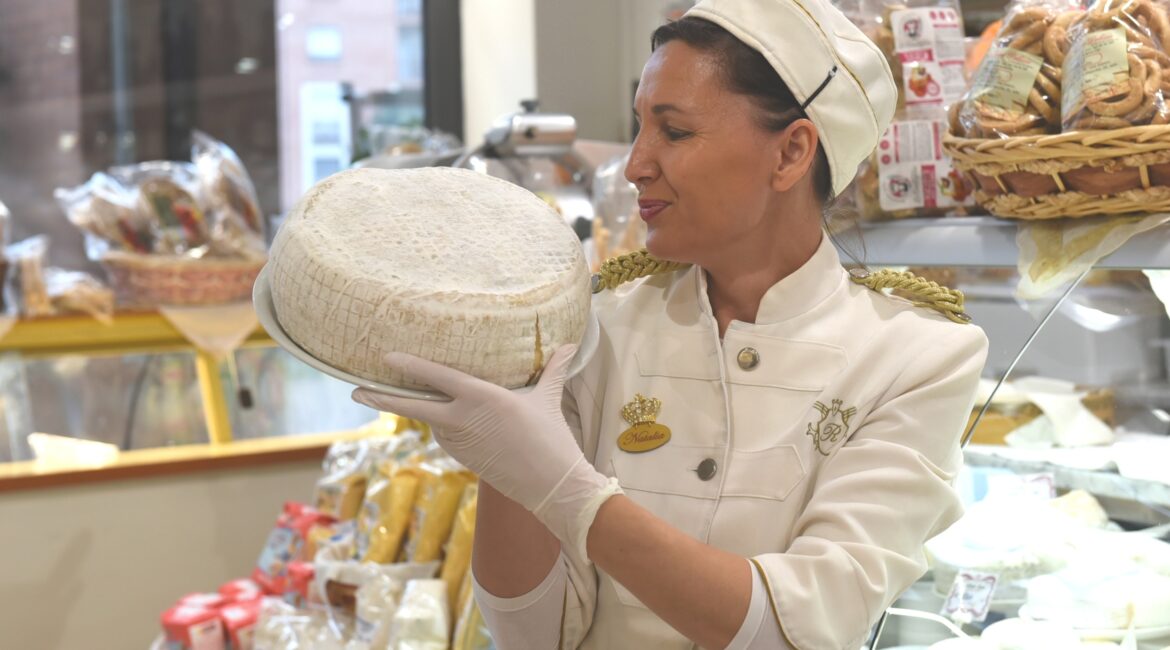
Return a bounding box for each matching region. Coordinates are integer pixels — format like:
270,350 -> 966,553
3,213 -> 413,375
1017,606 -> 1170,642
253,266 -> 599,401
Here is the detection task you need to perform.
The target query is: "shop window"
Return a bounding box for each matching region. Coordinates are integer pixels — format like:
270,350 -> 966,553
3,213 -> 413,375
306,25 -> 343,60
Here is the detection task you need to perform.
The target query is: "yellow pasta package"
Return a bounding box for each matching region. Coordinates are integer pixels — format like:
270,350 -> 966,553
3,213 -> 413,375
403,462 -> 476,563
439,484 -> 479,616
315,471 -> 367,521
362,463 -> 423,564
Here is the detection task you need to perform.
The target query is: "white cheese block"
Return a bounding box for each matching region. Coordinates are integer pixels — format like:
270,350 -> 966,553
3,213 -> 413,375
1025,564 -> 1170,629
268,167 -> 589,389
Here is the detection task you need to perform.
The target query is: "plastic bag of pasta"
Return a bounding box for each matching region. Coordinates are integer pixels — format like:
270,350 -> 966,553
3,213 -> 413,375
955,0 -> 1084,138
1062,0 -> 1170,131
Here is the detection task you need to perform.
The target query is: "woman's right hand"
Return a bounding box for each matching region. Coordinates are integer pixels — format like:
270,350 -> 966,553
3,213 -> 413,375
352,346 -> 622,558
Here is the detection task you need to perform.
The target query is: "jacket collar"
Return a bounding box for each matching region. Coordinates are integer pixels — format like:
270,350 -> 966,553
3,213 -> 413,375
668,232 -> 845,328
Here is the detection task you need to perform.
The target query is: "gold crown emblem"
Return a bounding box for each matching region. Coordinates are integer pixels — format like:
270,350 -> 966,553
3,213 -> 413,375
621,394 -> 661,426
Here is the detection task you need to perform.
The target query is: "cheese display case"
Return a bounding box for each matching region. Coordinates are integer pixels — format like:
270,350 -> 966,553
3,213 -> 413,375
841,217 -> 1170,650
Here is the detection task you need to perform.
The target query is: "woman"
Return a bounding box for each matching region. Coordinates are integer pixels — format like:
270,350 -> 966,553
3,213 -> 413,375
354,0 -> 988,647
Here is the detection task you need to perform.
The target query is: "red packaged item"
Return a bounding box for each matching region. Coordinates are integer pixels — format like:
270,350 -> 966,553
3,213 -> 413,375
286,561 -> 316,607
218,579 -> 262,604
161,604 -> 226,650
178,593 -> 228,610
219,600 -> 259,650
252,502 -> 335,594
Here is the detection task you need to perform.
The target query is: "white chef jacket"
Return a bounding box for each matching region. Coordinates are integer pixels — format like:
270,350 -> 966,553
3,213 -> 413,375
556,234 -> 989,650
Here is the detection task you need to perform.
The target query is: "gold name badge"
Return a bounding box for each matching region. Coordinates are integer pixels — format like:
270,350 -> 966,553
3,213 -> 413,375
618,393 -> 671,453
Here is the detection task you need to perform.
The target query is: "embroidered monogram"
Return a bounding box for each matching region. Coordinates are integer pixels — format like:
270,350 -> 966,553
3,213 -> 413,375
807,399 -> 857,456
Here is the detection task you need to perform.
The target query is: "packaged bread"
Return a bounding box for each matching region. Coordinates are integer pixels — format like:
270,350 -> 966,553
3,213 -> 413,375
439,484 -> 478,617
403,462 -> 476,563
45,269 -> 115,324
315,440 -> 374,521
7,236 -> 52,318
844,0 -> 968,115
55,173 -> 154,256
192,130 -> 264,235
253,502 -> 336,594
843,0 -> 976,218
360,463 -> 423,564
111,161 -> 210,255
1062,0 -> 1170,131
955,0 -> 1084,138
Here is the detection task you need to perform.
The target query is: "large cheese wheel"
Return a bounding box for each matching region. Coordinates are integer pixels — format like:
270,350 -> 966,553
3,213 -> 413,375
268,167 -> 590,389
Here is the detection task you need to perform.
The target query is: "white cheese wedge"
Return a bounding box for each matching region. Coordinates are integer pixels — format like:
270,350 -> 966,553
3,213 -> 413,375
268,167 -> 589,389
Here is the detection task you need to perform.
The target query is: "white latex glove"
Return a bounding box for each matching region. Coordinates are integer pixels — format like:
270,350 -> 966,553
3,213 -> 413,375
351,345 -> 621,560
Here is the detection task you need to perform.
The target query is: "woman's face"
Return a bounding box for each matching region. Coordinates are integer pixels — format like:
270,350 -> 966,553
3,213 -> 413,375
626,42 -> 813,266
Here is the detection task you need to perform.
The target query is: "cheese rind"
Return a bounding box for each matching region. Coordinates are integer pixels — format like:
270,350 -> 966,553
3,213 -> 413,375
268,167 -> 589,389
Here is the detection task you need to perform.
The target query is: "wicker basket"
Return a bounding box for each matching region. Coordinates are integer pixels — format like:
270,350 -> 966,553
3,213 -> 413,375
101,251 -> 264,307
943,125 -> 1170,219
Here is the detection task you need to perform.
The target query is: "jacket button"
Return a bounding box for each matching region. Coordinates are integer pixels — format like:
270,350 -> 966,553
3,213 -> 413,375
737,347 -> 760,370
696,458 -> 717,481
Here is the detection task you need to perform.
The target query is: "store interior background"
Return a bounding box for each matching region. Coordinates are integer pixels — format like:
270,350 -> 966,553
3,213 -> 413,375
0,0 -> 1160,648
0,1 -> 705,646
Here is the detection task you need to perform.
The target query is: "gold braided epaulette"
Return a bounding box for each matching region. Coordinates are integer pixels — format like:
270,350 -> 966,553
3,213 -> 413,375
590,252 -> 972,325
591,249 -> 689,293
848,268 -> 972,324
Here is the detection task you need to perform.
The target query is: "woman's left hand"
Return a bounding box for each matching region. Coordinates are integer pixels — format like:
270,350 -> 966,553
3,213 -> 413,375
352,346 -> 621,556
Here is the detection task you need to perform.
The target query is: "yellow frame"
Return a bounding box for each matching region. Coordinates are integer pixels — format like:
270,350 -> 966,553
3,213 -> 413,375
0,312 -> 273,444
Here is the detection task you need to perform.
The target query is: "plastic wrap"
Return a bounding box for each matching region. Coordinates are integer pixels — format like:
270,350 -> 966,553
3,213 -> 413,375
110,161 -> 211,255
45,268 -> 115,324
54,173 -> 153,258
316,441 -> 372,521
386,580 -> 449,650
843,0 -> 976,218
589,152 -> 646,271
7,236 -> 52,317
956,1 -> 1083,138
360,463 -> 422,564
451,594 -> 492,650
438,484 -> 477,617
403,462 -> 476,563
193,130 -> 264,235
1062,0 -> 1170,131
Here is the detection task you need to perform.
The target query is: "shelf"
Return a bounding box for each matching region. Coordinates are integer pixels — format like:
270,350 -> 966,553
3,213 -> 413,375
0,311 -> 274,445
964,448 -> 1170,509
0,311 -> 272,358
837,217 -> 1170,270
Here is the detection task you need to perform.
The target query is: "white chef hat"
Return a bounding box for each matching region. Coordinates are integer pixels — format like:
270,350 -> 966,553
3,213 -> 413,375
685,0 -> 897,197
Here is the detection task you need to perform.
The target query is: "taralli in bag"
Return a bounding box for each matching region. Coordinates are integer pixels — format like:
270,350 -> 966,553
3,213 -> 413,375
956,1 -> 1084,138
954,3 -> 1081,137
1062,0 -> 1170,131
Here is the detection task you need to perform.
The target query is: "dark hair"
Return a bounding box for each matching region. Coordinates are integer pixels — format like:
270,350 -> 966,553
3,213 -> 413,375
650,17 -> 833,203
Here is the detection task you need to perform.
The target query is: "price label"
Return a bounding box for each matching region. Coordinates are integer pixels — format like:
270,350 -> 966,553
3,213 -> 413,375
941,569 -> 999,623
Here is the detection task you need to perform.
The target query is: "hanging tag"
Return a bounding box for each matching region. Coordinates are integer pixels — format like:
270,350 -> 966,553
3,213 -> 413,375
941,569 -> 999,624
